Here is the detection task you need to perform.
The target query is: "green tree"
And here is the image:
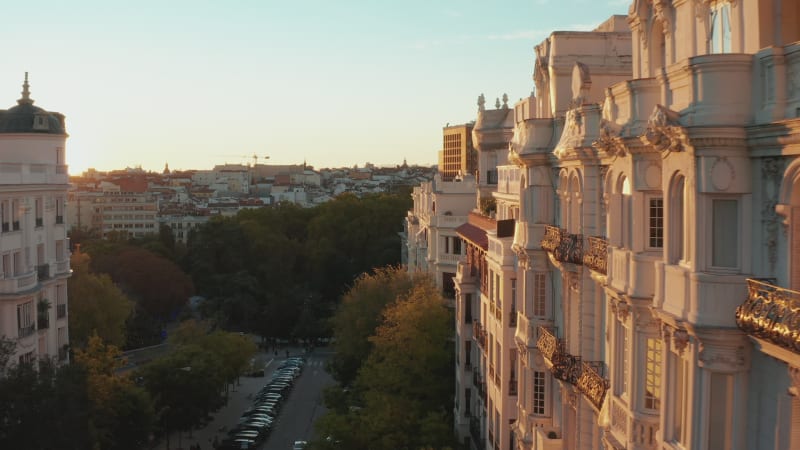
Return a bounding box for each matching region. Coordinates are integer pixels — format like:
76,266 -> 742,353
315,275 -> 456,450
74,335 -> 155,450
327,266 -> 421,386
68,251 -> 134,348
0,360 -> 91,450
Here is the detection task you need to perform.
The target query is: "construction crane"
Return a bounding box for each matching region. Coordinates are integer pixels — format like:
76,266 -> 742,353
212,154 -> 270,167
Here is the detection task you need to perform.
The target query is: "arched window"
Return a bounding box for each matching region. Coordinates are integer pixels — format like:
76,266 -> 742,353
620,176 -> 632,249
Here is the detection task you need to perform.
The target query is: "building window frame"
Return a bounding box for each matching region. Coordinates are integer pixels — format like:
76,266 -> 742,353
647,195 -> 664,250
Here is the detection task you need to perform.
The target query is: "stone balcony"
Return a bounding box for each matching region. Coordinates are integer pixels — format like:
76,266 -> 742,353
736,278 -> 800,354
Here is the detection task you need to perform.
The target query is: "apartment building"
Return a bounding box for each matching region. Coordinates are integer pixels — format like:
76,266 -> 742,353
406,174 -> 476,293
0,74 -> 71,365
409,2 -> 800,449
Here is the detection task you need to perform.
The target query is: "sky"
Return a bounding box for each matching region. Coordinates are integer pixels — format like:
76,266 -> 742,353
1,0 -> 628,175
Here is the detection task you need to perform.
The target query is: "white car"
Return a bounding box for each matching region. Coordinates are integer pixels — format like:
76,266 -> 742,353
292,440 -> 307,450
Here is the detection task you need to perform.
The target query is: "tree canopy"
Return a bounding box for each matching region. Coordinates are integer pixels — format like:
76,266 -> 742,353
68,251 -> 134,348
313,271 -> 456,450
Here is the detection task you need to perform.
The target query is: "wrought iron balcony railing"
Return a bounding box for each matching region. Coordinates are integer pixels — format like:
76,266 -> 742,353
552,352 -> 581,384
583,236 -> 608,275
535,326 -> 560,363
541,225 -> 562,253
576,361 -> 609,411
18,324 -> 35,338
553,232 -> 583,265
473,321 -> 487,349
736,278 -> 800,354
541,225 -> 583,264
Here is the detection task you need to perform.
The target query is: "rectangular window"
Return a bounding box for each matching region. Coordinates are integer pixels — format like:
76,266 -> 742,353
464,293 -> 473,323
670,354 -> 689,445
2,254 -> 10,278
464,388 -> 472,417
445,236 -> 450,254
648,197 -> 664,248
465,340 -> 472,369
35,198 -> 43,227
616,321 -> 629,397
453,237 -> 462,255
495,273 -> 501,309
11,199 -> 19,230
709,3 -> 732,54
644,338 -> 662,410
534,273 -> 546,317
708,373 -> 733,449
712,199 -> 738,268
533,371 -> 546,415
17,301 -> 34,337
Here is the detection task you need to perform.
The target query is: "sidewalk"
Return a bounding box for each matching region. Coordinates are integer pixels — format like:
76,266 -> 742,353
151,347 -> 306,450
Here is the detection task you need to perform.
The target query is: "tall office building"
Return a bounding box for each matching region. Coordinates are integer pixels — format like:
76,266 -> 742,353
440,123 -> 477,181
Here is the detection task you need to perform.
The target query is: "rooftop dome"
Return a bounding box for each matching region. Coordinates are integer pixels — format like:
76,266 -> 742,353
0,73 -> 66,135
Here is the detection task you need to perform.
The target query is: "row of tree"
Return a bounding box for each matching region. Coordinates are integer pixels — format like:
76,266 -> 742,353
0,322 -> 256,450
310,267 -> 457,450
68,190 -> 411,350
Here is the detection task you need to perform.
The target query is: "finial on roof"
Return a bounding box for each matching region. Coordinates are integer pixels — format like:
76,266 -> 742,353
495,97 -> 501,109
502,93 -> 509,109
18,72 -> 34,105
478,93 -> 485,111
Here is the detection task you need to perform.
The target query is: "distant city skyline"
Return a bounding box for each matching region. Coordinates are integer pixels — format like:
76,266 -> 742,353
2,0 -> 626,174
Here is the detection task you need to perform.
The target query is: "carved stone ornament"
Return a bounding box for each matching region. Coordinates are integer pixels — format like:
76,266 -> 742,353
478,93 -> 486,112
593,120 -> 627,157
612,299 -> 631,322
652,0 -> 672,34
661,323 -> 672,343
641,104 -> 689,154
672,328 -> 690,354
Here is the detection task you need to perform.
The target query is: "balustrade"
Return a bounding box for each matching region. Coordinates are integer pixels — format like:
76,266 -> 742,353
552,353 -> 581,384
736,278 -> 800,353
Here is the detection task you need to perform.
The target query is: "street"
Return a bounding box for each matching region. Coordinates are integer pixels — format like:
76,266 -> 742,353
154,347 -> 334,450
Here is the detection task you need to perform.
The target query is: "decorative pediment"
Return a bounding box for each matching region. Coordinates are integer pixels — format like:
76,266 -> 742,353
641,104 -> 690,154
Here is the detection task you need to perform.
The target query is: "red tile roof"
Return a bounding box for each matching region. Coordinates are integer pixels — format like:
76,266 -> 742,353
456,223 -> 488,250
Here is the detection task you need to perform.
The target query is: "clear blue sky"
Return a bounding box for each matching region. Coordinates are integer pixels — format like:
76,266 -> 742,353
1,0 -> 627,174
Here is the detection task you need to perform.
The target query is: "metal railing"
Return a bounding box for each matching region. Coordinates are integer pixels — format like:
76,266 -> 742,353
583,236 -> 608,275
736,278 -> 800,353
18,324 -> 35,338
576,361 -> 609,411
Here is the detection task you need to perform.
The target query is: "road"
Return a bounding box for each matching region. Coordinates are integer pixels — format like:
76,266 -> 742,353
153,347 -> 333,450
260,350 -> 334,449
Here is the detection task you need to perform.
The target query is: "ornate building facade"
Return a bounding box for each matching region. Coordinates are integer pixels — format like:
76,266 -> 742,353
0,75 -> 71,366
408,1 -> 800,449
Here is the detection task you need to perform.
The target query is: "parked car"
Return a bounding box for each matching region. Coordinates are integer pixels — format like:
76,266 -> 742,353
292,440 -> 308,450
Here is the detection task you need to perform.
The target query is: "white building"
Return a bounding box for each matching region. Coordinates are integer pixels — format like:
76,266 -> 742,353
0,74 -> 71,366
406,2 -> 800,450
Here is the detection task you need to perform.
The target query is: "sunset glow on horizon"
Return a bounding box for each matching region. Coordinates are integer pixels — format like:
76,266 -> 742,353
2,0 -> 626,175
